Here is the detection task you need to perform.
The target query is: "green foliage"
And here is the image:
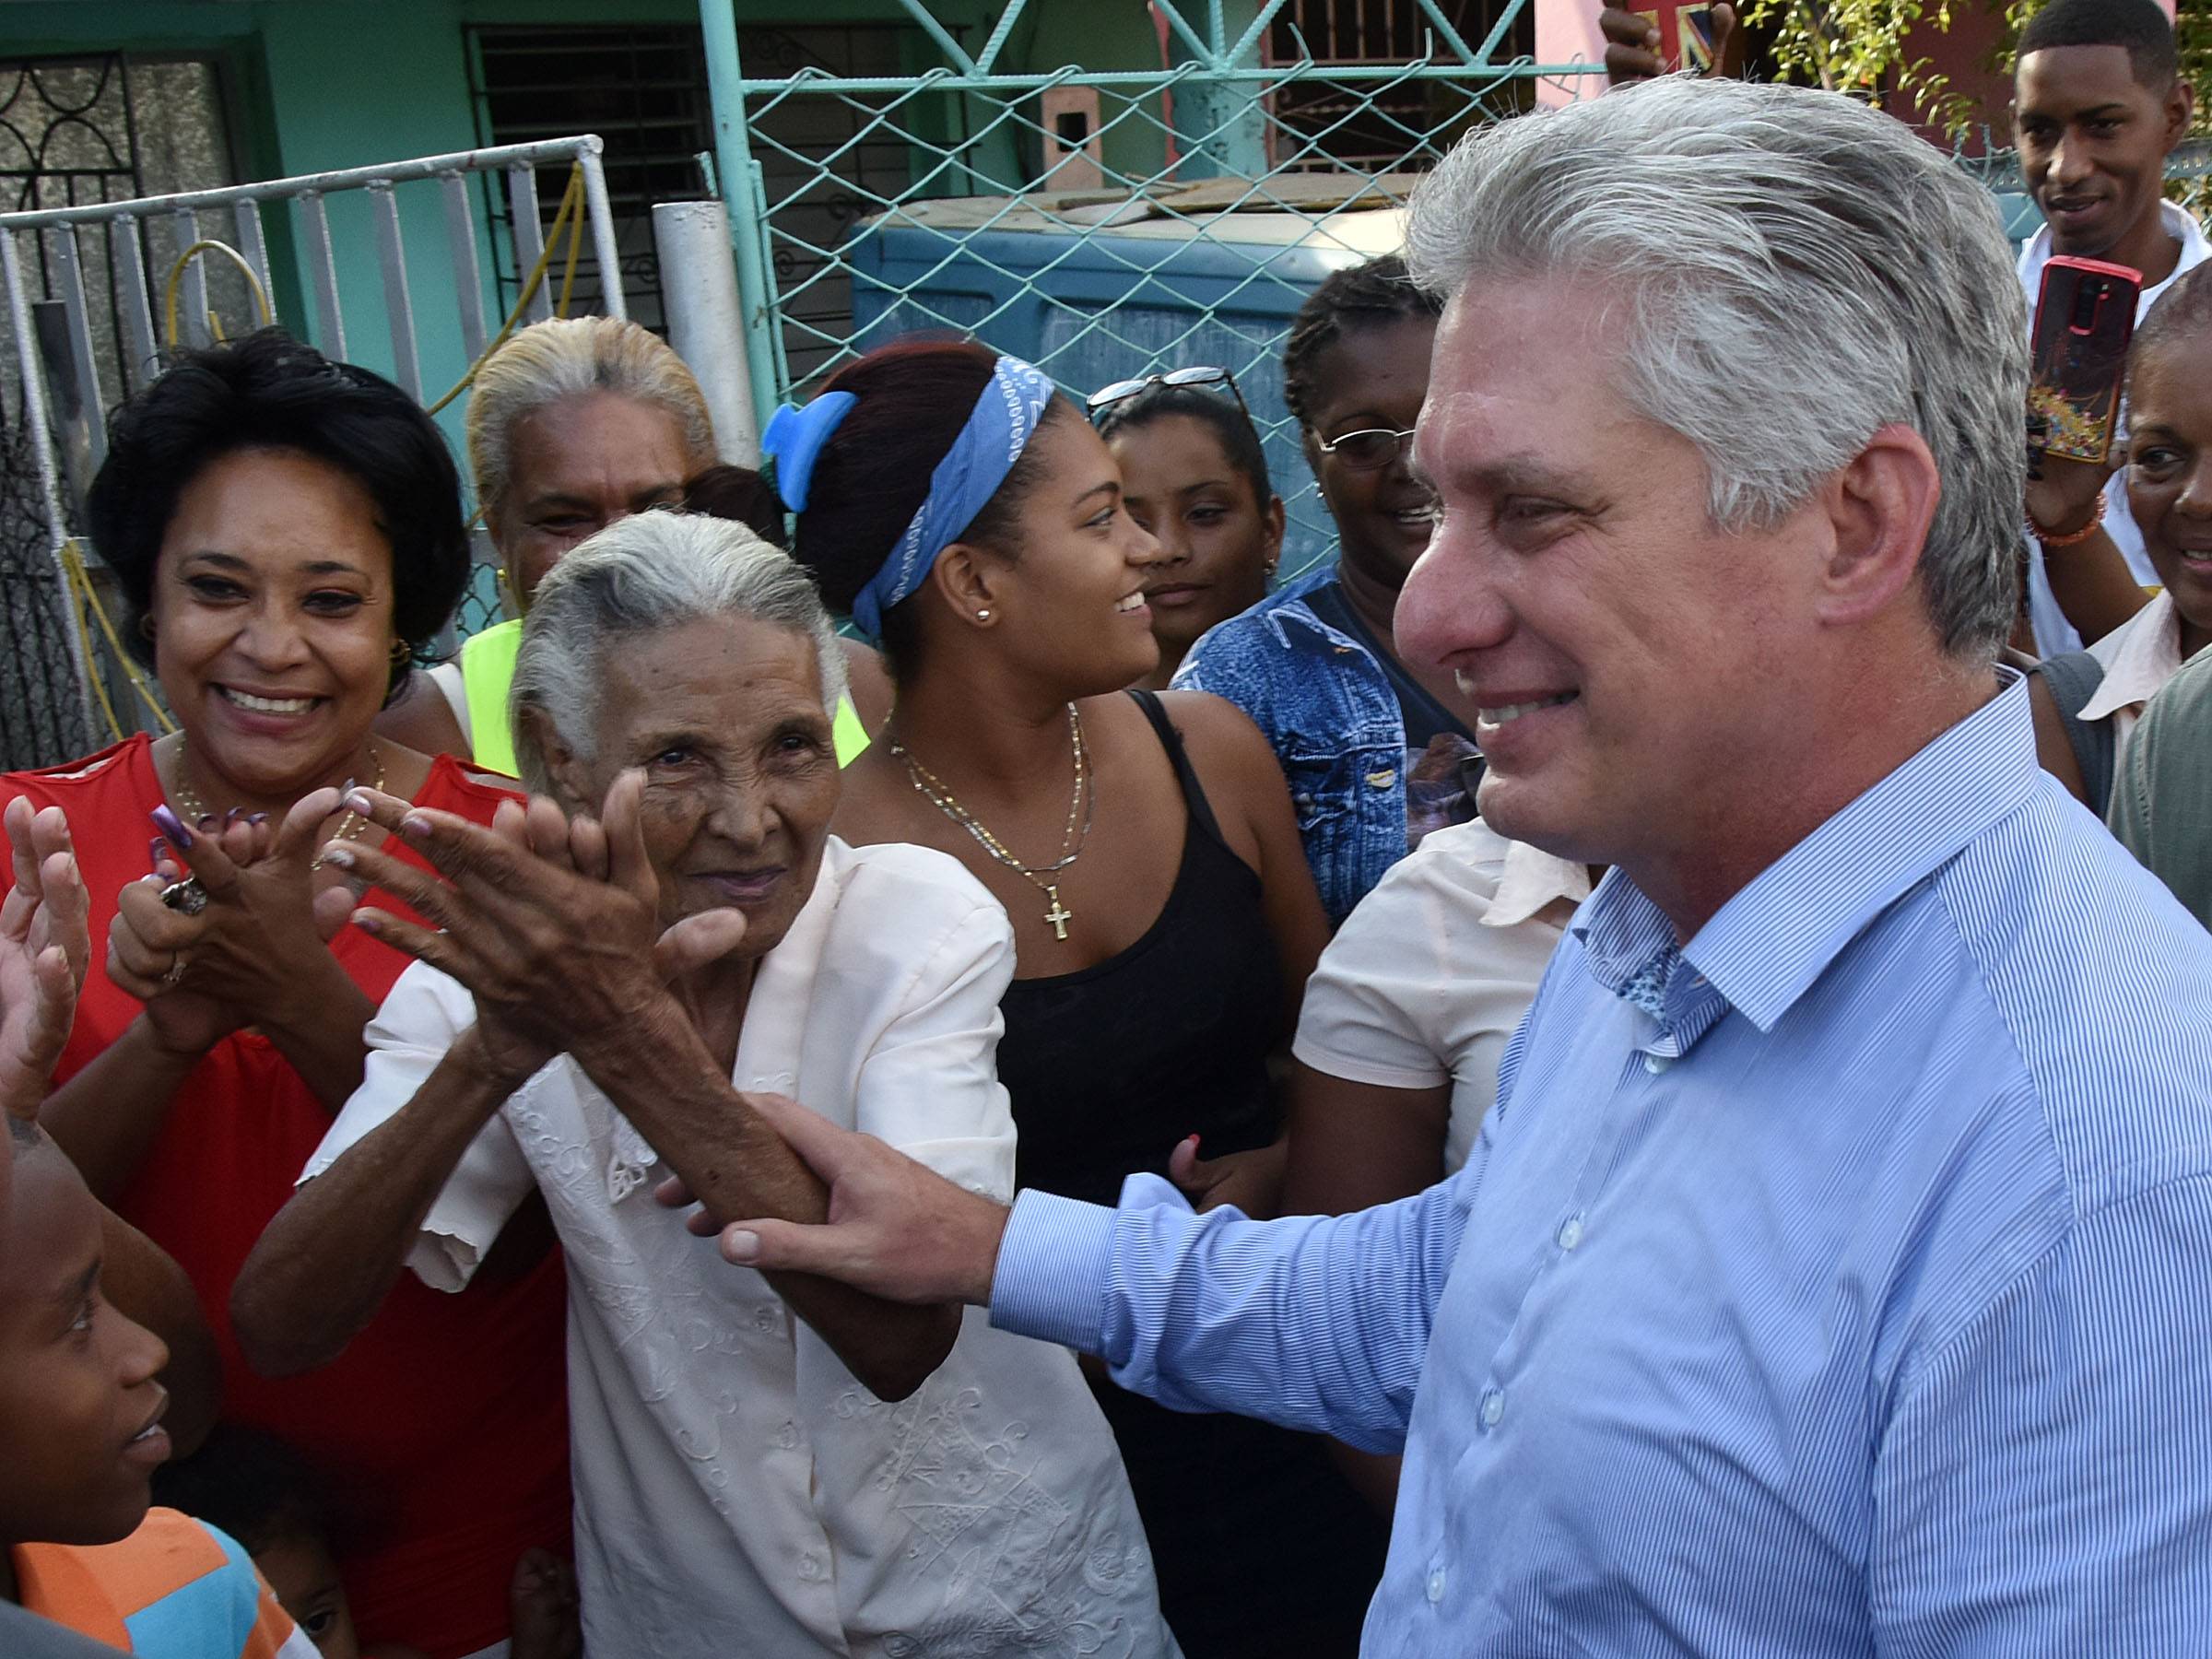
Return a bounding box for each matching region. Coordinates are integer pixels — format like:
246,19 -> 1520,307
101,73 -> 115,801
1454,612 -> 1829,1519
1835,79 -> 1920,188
1744,0 -> 2212,145
1739,0 -> 1985,135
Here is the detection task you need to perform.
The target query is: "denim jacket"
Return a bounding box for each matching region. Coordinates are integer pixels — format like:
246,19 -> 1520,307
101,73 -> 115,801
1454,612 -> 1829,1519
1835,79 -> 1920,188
1171,565 -> 1406,925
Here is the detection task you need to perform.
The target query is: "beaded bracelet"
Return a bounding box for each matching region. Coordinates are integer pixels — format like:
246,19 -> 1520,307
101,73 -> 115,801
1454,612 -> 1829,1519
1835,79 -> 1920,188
2026,493 -> 2105,547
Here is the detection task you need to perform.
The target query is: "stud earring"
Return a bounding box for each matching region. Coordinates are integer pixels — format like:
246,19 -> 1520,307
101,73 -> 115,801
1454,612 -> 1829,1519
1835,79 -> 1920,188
976,608 -> 992,621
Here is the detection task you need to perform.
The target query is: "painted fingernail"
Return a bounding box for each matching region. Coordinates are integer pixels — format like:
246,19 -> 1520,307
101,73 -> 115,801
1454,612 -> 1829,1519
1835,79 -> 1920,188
345,794 -> 373,816
400,815 -> 431,841
320,844 -> 356,870
1185,1134 -> 1201,1152
352,912 -> 382,935
149,837 -> 168,871
149,805 -> 192,848
248,813 -> 268,827
723,1230 -> 760,1264
224,807 -> 242,827
195,814 -> 217,833
342,777 -> 357,794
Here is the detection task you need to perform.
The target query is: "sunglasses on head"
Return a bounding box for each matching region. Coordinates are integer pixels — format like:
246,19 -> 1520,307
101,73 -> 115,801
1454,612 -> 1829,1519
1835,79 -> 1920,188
1087,365 -> 1251,420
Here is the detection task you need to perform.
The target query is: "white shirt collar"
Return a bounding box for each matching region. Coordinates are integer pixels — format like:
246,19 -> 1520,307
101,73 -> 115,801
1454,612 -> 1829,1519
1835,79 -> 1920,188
2018,201 -> 2212,314
2081,591 -> 2194,722
1486,838 -> 1593,929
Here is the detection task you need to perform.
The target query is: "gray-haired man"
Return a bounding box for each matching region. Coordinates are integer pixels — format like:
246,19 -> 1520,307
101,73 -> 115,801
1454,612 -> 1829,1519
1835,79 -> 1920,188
671,78 -> 2212,1653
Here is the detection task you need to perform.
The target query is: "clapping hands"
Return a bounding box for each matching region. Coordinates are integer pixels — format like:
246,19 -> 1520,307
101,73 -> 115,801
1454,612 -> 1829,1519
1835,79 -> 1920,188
1,796 -> 91,1119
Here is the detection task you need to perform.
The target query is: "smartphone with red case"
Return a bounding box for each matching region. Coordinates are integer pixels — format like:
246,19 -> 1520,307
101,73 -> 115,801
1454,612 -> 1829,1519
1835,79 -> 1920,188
2028,255 -> 2143,465
1630,0 -> 1720,69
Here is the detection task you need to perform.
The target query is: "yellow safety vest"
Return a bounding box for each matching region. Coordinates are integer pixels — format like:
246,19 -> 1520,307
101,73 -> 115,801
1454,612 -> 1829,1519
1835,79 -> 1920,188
457,617 -> 872,776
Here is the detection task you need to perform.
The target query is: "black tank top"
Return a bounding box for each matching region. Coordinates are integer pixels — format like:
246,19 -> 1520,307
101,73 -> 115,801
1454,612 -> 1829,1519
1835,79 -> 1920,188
999,690 -> 1282,1206
998,691 -> 1389,1657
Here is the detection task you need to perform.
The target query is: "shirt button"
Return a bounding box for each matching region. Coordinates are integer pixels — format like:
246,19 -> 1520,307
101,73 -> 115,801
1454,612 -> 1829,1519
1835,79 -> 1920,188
1480,1389 -> 1504,1427
1557,1216 -> 1583,1251
1427,1568 -> 1446,1604
1643,1053 -> 1671,1075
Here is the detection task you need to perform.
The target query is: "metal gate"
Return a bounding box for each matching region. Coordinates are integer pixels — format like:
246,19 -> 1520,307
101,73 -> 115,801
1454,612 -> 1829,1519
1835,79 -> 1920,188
0,133 -> 625,767
699,0 -> 1588,584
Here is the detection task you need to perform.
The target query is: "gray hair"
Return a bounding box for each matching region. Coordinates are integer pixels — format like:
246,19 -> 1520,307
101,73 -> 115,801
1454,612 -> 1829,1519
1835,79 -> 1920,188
465,316 -> 716,526
510,511 -> 850,795
1406,76 -> 2025,660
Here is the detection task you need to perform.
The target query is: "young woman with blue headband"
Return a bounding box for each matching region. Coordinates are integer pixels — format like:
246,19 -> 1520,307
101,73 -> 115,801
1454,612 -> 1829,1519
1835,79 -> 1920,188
755,338 -> 1387,1656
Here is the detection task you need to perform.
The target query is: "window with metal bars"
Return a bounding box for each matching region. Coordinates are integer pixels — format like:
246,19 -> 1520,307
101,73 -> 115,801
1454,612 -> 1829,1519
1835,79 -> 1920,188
465,25 -> 715,334
1265,1 -> 1534,171
465,19 -> 937,382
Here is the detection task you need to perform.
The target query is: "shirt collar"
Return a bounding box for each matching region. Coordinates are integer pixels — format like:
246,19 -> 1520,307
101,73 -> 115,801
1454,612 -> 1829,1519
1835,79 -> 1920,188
1486,839 -> 1593,928
2080,592 -> 2185,723
2018,202 -> 2212,308
1574,671 -> 2039,1034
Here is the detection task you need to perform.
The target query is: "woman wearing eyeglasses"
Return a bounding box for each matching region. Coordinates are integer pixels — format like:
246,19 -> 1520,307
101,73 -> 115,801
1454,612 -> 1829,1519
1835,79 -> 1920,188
1171,254 -> 1468,925
752,338 -> 1387,1657
1090,368 -> 1285,688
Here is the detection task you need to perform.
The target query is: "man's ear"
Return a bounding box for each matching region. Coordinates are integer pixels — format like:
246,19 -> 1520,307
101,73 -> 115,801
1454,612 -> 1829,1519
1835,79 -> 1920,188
2165,78 -> 2197,153
516,703 -> 591,807
928,543 -> 1005,629
1813,423 -> 1942,632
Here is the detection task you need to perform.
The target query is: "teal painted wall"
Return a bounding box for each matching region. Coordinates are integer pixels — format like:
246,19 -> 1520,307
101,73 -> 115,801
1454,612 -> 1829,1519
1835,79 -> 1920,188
10,0 -> 1178,432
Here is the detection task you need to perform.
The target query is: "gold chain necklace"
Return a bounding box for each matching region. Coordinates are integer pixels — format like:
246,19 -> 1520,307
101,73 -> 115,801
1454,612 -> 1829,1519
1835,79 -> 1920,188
889,706 -> 1092,940
166,738 -> 386,873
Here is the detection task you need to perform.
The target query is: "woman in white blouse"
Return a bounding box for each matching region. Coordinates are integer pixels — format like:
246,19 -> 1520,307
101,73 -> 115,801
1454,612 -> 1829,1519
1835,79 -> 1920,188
1279,817 -> 1593,1520
231,513 -> 1174,1659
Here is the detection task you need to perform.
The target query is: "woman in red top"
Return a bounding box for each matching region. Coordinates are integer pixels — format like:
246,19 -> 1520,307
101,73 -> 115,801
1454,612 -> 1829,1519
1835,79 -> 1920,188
2,332 -> 570,1659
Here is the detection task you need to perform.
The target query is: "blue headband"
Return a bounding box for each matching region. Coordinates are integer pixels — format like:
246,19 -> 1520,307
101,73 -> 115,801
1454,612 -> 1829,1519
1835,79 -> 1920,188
759,390 -> 857,512
851,355 -> 1056,641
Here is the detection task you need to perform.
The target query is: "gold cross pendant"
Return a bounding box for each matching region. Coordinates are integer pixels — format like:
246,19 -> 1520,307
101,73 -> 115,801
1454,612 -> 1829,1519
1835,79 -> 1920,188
1042,886 -> 1073,940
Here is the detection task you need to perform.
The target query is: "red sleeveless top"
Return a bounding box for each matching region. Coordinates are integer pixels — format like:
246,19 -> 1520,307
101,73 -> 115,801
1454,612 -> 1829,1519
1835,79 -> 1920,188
2,735 -> 571,1659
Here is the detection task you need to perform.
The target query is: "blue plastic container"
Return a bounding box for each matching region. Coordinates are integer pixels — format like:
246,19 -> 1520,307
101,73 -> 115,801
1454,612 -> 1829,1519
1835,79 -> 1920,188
848,211 -> 1400,578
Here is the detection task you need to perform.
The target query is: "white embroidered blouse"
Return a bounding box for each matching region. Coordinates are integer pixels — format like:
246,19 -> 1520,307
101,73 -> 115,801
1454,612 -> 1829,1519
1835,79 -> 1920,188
304,837 -> 1175,1659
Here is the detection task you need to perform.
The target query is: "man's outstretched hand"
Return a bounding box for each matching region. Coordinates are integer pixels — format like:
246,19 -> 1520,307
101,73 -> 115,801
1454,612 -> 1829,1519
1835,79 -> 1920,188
656,1088 -> 1012,1309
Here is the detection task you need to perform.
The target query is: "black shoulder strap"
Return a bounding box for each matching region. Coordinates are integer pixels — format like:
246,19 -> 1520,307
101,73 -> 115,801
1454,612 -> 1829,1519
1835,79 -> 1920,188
2029,651 -> 2117,815
1126,689 -> 1232,852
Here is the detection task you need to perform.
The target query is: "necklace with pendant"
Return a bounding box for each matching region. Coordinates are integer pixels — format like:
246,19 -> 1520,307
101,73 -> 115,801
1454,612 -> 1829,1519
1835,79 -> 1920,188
165,737 -> 387,872
888,706 -> 1092,940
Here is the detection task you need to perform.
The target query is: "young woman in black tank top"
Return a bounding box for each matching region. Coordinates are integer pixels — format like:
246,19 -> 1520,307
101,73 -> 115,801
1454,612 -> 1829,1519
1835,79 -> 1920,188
762,340 -> 1386,1656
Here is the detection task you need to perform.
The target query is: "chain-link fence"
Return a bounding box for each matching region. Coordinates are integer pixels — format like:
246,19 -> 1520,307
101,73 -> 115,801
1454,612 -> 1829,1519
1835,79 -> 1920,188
706,4 -> 2212,592
707,0 -> 1581,584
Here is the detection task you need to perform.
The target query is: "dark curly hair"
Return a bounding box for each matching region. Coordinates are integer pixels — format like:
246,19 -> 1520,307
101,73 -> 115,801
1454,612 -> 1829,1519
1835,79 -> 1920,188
151,1423 -> 331,1556
85,327 -> 471,701
1092,381 -> 1274,511
1279,254 -> 1444,433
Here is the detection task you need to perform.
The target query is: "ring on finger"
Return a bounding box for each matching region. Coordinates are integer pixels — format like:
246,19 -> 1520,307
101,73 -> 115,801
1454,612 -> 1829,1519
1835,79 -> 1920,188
161,952 -> 188,988
159,877 -> 209,915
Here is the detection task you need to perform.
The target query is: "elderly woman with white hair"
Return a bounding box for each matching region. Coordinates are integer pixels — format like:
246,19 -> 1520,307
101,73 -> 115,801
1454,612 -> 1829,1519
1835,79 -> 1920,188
378,315 -> 888,771
232,512 -> 1174,1658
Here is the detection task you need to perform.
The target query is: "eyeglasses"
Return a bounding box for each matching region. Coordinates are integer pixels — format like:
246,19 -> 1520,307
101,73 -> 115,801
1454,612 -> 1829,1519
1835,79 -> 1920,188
1087,365 -> 1250,420
1316,426 -> 1418,471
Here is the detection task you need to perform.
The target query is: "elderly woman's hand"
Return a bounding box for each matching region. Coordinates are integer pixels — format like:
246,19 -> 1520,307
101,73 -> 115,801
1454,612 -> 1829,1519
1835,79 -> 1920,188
1,797 -> 91,1117
326,772 -> 747,1069
112,795 -> 331,1056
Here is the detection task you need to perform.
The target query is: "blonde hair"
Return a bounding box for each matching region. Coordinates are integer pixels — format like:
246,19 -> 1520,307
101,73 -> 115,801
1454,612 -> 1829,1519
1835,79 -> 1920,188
465,316 -> 716,525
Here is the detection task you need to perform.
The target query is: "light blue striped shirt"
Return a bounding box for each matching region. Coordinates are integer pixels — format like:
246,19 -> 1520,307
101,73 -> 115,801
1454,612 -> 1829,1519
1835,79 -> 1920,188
993,677 -> 2212,1654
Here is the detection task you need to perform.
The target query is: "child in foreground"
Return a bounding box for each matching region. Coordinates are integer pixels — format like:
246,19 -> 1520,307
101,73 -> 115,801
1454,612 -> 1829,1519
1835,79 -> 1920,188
154,1427 -> 580,1659
0,1116 -> 315,1659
